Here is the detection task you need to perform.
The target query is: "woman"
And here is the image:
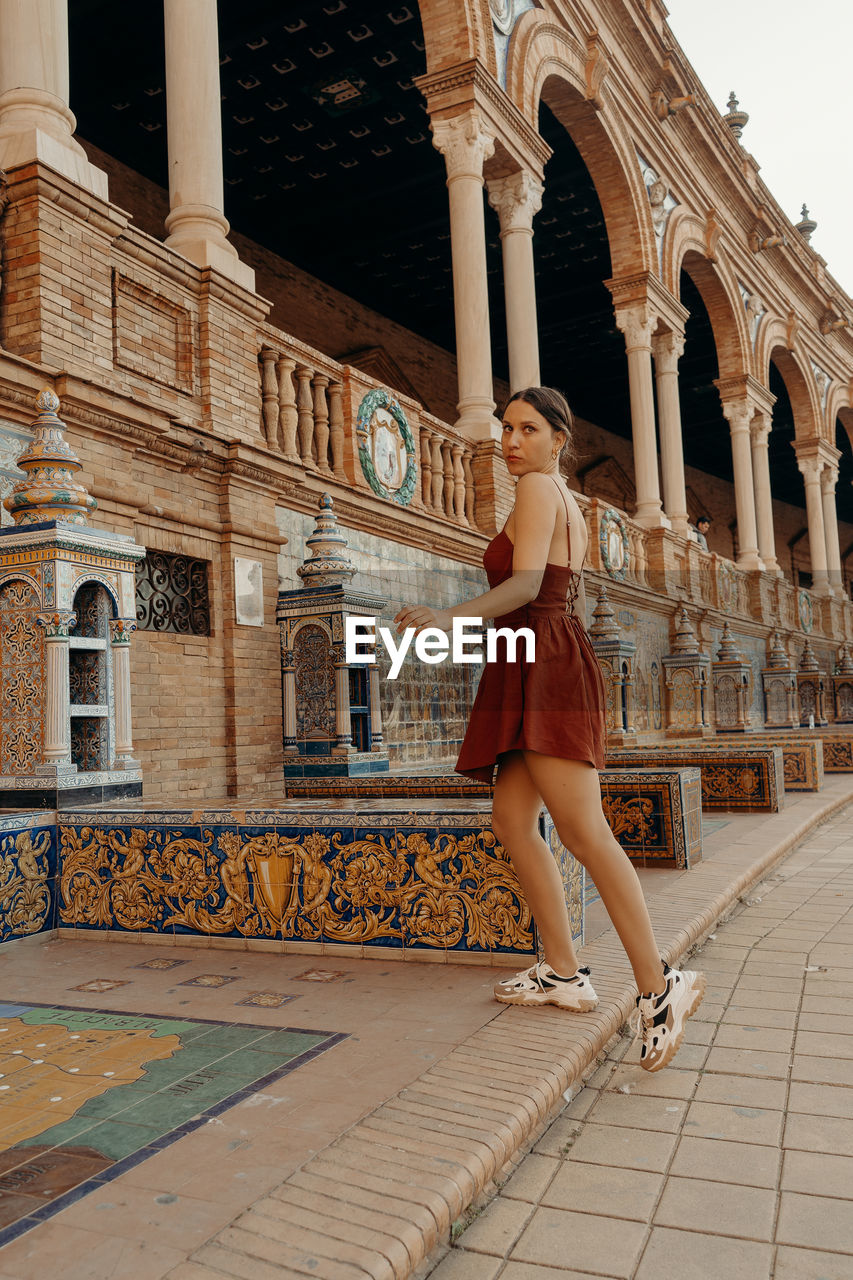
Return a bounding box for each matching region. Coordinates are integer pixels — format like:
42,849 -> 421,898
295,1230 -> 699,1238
395,387 -> 704,1071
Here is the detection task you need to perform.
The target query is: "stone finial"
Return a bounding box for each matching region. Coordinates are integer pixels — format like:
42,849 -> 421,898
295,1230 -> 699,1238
836,643 -> 853,675
716,621 -> 742,661
795,204 -> 818,244
723,91 -> 749,140
798,639 -> 820,672
589,584 -> 619,641
3,388 -> 97,526
766,629 -> 790,669
672,605 -> 700,655
296,492 -> 356,587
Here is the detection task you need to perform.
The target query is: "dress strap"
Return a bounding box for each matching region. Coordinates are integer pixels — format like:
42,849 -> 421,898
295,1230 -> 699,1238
549,476 -> 579,567
549,475 -> 583,616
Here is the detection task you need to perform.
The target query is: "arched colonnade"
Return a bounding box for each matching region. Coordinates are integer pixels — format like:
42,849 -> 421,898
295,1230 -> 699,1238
0,0 -> 849,590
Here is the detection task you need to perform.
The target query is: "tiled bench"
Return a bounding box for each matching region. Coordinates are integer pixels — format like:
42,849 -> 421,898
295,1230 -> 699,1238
712,733 -> 824,792
600,767 -> 702,869
813,729 -> 853,772
52,803 -> 584,961
607,745 -> 784,812
288,768 -> 702,869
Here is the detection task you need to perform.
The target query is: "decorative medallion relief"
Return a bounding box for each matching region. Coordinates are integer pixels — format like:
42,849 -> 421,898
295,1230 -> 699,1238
356,388 -> 416,506
637,152 -> 678,271
798,589 -> 814,634
599,508 -> 630,580
810,360 -> 832,408
488,0 -> 536,85
738,281 -> 766,347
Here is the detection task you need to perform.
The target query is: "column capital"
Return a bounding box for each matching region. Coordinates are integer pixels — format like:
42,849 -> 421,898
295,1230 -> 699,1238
614,305 -> 655,352
797,454 -> 824,485
109,618 -> 138,645
431,110 -> 495,182
719,400 -> 752,435
36,610 -> 76,639
486,170 -> 543,234
821,462 -> 839,493
651,328 -> 685,370
750,413 -> 771,447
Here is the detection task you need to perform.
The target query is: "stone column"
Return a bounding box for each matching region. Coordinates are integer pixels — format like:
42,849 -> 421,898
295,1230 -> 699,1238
651,329 -> 689,536
109,618 -> 138,766
432,111 -> 499,442
368,666 -> 384,751
162,0 -> 253,289
750,413 -> 780,573
614,307 -> 665,527
332,645 -> 354,753
487,170 -> 543,391
0,0 -> 107,195
281,647 -> 298,754
821,462 -> 843,595
35,609 -> 76,767
797,455 -> 829,594
720,402 -> 762,570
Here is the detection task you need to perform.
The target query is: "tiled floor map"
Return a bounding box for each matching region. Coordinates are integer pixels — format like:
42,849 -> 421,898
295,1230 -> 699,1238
0,1002 -> 343,1244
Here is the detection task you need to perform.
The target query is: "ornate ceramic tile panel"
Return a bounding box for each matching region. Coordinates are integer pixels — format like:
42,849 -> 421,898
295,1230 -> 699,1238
600,768 -> 701,867
0,580 -> 43,775
56,810 -> 549,959
607,747 -> 784,812
816,732 -> 853,771
0,821 -> 57,944
716,733 -> 824,792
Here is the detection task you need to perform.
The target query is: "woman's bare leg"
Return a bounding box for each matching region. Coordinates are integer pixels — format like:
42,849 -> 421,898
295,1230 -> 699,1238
522,750 -> 665,994
492,751 -> 579,976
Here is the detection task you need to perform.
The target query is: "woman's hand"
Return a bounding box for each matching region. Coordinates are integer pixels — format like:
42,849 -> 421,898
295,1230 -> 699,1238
393,605 -> 453,636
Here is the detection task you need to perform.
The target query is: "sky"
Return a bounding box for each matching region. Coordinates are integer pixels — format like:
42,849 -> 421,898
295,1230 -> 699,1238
664,0 -> 852,297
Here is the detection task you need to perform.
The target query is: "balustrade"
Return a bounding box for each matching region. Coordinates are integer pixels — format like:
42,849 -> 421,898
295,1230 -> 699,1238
257,330 -> 853,645
257,325 -> 476,530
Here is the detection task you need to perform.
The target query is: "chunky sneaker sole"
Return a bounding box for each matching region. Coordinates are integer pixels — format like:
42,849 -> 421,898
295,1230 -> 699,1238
494,962 -> 599,1012
634,964 -> 706,1072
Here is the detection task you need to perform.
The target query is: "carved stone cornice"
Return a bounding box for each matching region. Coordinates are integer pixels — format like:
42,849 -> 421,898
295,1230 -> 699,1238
713,374 -> 776,418
416,58 -> 551,175
606,272 -> 689,335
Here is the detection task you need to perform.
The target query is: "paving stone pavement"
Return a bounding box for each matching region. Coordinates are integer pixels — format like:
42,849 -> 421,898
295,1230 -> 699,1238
434,809 -> 853,1280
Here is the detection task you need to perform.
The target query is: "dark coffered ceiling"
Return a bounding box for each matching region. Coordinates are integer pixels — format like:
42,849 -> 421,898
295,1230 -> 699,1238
67,1 -> 817,515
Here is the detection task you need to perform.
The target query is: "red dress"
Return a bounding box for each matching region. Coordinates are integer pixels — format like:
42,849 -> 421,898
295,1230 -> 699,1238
455,498 -> 607,783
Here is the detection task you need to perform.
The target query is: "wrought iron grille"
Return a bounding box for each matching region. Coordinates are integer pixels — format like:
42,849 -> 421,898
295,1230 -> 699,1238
135,552 -> 211,636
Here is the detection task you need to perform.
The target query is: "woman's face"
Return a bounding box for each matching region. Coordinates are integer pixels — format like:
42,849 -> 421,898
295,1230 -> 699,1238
501,398 -> 560,477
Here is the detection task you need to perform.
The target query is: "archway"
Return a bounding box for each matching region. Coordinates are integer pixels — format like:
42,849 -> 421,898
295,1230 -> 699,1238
836,411 -> 853,596
513,97 -> 627,433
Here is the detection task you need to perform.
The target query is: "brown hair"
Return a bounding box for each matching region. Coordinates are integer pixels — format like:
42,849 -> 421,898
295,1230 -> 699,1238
504,386 -> 576,469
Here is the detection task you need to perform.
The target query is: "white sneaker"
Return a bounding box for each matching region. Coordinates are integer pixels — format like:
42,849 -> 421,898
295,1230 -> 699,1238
494,962 -> 599,1012
632,962 -> 706,1072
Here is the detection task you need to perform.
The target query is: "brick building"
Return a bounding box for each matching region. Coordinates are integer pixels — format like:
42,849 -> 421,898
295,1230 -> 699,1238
1,0 -> 852,800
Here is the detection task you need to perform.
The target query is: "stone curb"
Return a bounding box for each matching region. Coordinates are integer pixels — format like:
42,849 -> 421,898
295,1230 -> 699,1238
173,786 -> 853,1280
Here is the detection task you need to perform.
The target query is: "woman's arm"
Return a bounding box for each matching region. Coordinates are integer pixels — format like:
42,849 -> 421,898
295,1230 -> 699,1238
395,472 -> 559,633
